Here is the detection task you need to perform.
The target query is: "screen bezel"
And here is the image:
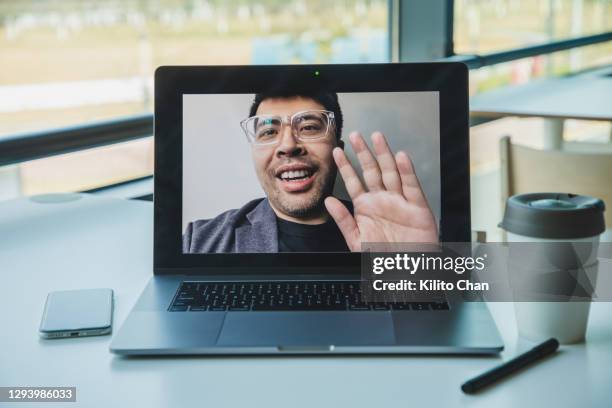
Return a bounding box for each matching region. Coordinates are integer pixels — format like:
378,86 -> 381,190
154,63 -> 471,274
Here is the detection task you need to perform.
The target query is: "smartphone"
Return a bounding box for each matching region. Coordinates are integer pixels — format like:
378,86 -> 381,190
39,288 -> 113,339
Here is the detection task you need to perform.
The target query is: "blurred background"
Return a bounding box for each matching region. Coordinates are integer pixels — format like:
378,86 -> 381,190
1,0 -> 611,239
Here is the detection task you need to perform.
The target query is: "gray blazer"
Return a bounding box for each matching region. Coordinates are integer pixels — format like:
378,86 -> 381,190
183,198 -> 279,253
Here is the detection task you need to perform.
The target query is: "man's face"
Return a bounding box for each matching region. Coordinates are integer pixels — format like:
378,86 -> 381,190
251,96 -> 339,221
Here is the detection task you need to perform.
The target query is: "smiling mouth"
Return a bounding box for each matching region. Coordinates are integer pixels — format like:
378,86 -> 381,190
277,169 -> 313,181
274,166 -> 317,193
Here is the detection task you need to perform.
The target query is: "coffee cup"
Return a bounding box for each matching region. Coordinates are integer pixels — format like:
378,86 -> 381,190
499,193 -> 605,344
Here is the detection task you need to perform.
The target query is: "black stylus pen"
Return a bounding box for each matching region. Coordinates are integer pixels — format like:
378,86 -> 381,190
461,338 -> 560,394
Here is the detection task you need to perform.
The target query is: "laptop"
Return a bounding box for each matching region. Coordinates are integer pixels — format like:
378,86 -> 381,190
110,63 -> 504,355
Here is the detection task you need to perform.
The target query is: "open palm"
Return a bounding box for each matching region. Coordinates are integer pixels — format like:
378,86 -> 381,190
324,132 -> 438,252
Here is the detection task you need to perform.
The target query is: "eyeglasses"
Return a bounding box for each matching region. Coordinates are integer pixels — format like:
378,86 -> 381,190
240,110 -> 335,146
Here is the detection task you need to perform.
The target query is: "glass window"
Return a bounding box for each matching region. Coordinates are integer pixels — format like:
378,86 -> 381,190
18,138 -> 154,196
469,41 -> 612,94
454,0 -> 612,55
455,0 -> 612,95
0,0 -> 389,137
0,0 -> 388,197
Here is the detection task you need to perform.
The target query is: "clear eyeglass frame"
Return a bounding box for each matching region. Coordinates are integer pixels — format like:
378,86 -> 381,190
240,109 -> 335,146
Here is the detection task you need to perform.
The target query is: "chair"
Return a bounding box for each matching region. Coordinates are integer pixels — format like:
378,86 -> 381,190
500,136 -> 612,231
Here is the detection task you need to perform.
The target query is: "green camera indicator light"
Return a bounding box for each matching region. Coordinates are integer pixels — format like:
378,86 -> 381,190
314,70 -> 320,77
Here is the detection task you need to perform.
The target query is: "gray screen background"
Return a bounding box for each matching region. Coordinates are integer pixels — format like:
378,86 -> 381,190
182,92 -> 440,232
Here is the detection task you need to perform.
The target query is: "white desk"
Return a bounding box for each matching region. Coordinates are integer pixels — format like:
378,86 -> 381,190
470,66 -> 612,149
1,194 -> 611,408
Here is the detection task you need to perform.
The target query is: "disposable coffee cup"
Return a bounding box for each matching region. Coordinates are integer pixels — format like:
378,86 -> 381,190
499,193 -> 605,344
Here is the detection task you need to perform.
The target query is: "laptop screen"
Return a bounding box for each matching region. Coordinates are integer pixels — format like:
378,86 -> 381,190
181,90 -> 440,254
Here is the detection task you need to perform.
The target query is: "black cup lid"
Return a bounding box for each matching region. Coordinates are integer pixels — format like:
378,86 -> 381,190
499,193 -> 606,239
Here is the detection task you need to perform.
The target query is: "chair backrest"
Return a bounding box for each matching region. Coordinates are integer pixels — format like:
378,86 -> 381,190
500,136 -> 612,228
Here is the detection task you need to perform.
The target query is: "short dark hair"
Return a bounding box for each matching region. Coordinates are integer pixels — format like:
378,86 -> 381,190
249,91 -> 343,140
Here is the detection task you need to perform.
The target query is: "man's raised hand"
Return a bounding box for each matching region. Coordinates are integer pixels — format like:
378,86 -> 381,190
324,131 -> 438,252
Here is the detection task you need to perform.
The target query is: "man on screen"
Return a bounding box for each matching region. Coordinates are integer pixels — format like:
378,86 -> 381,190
183,91 -> 438,253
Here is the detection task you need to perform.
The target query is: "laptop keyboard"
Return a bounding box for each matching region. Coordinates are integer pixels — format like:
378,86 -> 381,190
169,281 -> 449,312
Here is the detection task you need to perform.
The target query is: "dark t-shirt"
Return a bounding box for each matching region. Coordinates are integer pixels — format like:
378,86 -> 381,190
276,217 -> 350,252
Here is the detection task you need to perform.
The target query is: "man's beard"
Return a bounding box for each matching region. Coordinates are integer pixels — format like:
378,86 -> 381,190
265,167 -> 337,220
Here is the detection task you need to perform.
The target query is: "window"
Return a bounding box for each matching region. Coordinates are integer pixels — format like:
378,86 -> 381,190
2,0 -> 609,198
454,0 -> 612,94
454,0 -> 612,54
0,0 -> 389,137
0,0 -> 388,196
469,41 -> 612,94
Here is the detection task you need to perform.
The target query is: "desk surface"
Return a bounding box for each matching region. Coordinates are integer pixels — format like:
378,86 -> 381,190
470,66 -> 612,121
1,194 -> 611,408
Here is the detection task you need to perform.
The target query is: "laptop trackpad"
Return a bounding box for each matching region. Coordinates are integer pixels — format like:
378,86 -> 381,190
217,312 -> 395,347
